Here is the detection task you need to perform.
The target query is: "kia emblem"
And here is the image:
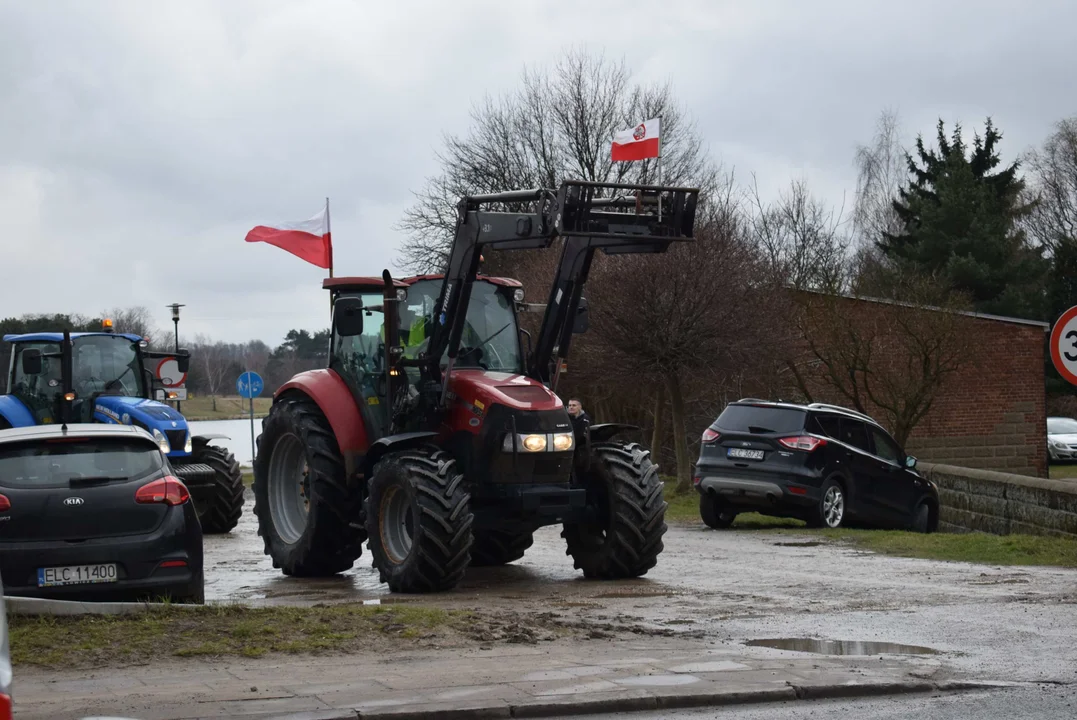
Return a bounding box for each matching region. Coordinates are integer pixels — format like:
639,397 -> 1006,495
63,497 -> 85,506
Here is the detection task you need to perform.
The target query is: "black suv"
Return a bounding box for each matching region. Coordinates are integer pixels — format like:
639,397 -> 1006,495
693,400 -> 939,532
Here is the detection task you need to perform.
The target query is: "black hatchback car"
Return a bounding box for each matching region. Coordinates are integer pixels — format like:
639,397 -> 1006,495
0,423 -> 204,603
693,400 -> 939,532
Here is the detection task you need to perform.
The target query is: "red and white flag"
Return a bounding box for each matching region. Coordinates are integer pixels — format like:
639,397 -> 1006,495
245,201 -> 333,270
611,117 -> 661,162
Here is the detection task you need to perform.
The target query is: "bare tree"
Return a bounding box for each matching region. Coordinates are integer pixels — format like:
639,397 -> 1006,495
744,176 -> 852,293
785,272 -> 976,447
851,108 -> 908,246
100,306 -> 161,344
193,335 -> 232,411
397,46 -> 719,273
584,216 -> 791,490
1023,115 -> 1077,253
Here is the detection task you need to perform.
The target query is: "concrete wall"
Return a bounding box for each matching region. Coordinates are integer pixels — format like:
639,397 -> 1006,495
920,462 -> 1077,539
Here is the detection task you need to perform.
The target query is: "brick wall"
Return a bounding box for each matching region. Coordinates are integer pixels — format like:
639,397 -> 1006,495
791,292 -> 1050,479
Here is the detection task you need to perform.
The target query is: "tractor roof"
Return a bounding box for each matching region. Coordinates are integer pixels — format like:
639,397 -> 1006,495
3,332 -> 145,344
323,274 -> 523,293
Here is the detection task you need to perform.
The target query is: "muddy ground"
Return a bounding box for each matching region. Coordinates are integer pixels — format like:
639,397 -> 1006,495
206,497 -> 1077,685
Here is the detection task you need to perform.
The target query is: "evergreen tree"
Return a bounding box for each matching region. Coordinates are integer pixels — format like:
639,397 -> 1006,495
879,118 -> 1047,319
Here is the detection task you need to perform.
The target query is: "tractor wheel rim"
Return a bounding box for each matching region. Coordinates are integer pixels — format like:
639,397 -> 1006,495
380,486 -> 414,565
823,486 -> 844,528
267,432 -> 310,545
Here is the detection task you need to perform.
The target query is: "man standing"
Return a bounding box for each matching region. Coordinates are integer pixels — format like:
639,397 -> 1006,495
567,398 -> 591,427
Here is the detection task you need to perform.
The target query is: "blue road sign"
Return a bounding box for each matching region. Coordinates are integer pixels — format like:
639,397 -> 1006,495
237,371 -> 264,399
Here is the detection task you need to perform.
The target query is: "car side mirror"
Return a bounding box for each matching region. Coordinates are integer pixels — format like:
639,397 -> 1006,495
905,455 -> 917,469
21,349 -> 43,376
334,296 -> 365,337
573,297 -> 590,334
176,350 -> 190,374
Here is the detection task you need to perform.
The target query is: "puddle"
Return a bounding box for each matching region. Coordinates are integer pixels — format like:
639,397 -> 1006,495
773,541 -> 823,547
745,638 -> 938,655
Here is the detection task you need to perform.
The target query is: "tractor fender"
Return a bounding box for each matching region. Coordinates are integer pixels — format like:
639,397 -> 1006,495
0,395 -> 36,428
588,423 -> 643,444
192,433 -> 230,443
275,369 -> 370,477
361,431 -> 439,479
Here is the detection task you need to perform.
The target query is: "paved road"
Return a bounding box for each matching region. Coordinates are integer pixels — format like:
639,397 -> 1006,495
206,496 -> 1077,686
574,684 -> 1077,719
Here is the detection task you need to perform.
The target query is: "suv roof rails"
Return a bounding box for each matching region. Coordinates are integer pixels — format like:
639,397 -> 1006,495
736,397 -> 776,404
806,402 -> 878,424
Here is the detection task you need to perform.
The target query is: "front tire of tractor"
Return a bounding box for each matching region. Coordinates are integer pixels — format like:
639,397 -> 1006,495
562,442 -> 667,580
192,443 -> 245,534
365,446 -> 473,593
469,529 -> 535,567
253,396 -> 367,577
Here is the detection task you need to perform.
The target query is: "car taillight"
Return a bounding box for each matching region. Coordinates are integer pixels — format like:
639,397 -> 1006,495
0,692 -> 10,720
701,428 -> 721,444
0,494 -> 9,512
135,476 -> 190,506
778,435 -> 827,452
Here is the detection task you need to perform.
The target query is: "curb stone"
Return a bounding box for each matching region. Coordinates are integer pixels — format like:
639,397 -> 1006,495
259,677 -> 992,720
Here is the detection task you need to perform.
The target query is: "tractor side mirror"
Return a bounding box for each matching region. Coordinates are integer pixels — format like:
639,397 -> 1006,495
334,296 -> 365,337
175,350 -> 190,374
21,349 -> 43,376
573,297 -> 590,334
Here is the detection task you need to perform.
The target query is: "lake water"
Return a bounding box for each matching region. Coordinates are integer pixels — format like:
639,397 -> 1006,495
188,417 -> 263,467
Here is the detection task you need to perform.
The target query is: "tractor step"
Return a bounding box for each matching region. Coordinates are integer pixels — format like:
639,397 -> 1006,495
170,462 -> 217,487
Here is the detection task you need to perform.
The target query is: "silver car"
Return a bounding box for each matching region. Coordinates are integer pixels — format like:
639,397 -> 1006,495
1047,416 -> 1077,463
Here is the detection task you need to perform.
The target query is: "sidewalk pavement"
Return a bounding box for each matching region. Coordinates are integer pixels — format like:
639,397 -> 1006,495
11,636 -> 993,720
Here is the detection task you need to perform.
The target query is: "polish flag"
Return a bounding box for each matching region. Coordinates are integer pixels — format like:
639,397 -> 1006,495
611,118 -> 661,162
244,201 -> 333,270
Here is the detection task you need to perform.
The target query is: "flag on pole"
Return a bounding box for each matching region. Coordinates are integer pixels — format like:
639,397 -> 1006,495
244,200 -> 333,270
611,118 -> 661,162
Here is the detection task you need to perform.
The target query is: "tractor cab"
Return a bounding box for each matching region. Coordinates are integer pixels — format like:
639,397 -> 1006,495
324,274 -> 527,440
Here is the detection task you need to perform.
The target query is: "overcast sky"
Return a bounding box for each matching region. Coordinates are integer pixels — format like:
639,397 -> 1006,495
2,0 -> 1074,346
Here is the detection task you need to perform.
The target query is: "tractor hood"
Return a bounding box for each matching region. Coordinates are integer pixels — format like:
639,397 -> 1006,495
448,370 -> 563,412
92,395 -> 192,458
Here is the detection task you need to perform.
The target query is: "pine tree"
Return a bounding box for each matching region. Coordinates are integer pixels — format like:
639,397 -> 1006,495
879,118 -> 1048,319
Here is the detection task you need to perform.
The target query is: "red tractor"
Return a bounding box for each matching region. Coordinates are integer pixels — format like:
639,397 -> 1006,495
252,180 -> 699,592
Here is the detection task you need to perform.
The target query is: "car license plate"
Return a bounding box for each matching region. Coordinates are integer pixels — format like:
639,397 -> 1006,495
727,448 -> 765,460
37,564 -> 118,588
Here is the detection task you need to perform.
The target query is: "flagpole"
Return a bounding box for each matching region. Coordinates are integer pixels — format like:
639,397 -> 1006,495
326,196 -> 334,317
657,116 -> 663,222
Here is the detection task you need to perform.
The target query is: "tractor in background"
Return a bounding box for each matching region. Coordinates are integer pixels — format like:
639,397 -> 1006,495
252,179 -> 699,592
0,323 -> 246,533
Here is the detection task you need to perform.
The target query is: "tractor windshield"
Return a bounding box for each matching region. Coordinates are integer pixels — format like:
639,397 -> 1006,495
403,279 -> 522,373
71,335 -> 146,398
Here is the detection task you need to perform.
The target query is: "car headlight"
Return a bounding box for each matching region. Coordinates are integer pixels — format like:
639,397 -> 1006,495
184,432 -> 193,454
1051,439 -> 1067,449
153,428 -> 171,454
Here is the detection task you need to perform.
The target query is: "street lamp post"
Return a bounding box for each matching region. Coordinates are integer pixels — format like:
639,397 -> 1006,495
168,303 -> 185,413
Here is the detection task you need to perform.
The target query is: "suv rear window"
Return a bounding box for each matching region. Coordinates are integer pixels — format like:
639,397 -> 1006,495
0,437 -> 163,489
715,405 -> 806,434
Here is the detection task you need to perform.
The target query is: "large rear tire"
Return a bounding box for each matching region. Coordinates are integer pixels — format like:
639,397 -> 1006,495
365,446 -> 473,593
562,442 -> 667,579
191,443 -> 245,534
253,396 -> 366,577
469,529 -> 534,567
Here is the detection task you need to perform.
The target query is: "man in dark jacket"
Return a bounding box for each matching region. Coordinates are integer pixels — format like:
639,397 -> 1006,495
567,397 -> 591,430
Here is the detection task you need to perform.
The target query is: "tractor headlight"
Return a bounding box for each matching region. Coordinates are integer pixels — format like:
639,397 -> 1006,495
502,432 -> 575,453
152,428 -> 171,454
184,433 -> 193,454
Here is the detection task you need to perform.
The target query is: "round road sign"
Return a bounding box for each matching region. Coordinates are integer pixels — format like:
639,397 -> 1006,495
155,357 -> 187,388
1050,305 -> 1077,386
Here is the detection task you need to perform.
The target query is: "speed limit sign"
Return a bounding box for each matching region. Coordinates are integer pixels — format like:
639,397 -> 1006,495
1050,305 -> 1077,386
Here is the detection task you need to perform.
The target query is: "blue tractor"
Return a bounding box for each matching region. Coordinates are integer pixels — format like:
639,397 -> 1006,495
0,325 -> 245,533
